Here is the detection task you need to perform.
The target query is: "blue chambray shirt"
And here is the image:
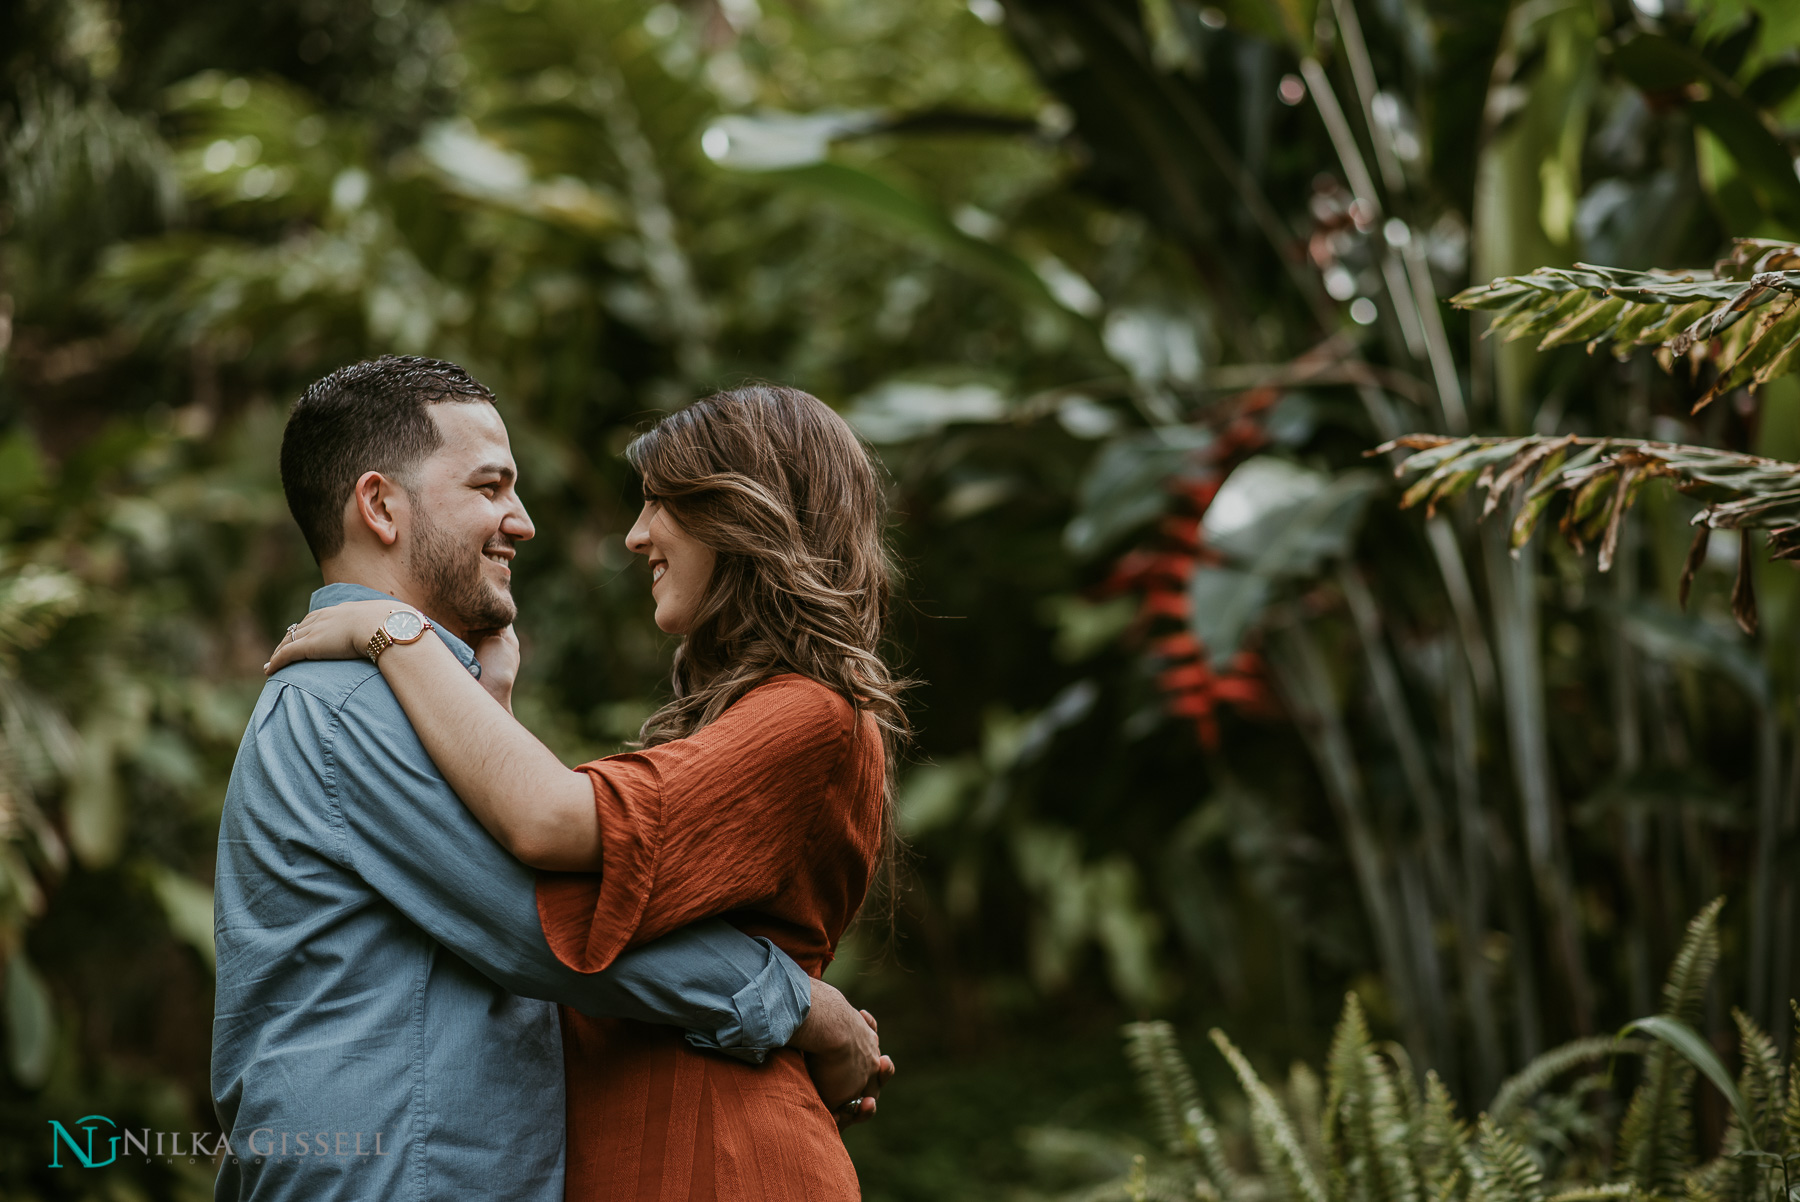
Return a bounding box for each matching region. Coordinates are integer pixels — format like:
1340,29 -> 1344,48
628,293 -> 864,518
212,583 -> 812,1201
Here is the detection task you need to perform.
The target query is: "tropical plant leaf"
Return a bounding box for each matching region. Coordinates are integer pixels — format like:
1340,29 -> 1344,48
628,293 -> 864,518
1191,464 -> 1380,666
1375,435 -> 1800,583
2,952 -> 55,1089
1067,427 -> 1215,559
1451,240 -> 1800,410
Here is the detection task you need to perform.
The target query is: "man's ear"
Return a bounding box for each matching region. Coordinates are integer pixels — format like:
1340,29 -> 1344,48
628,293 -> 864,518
350,471 -> 409,547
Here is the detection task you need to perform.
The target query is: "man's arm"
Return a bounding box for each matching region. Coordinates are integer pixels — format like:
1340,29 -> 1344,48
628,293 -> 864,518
303,674 -> 813,1052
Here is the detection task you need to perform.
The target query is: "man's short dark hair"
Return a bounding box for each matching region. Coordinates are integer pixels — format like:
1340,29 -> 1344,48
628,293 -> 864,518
280,355 -> 495,562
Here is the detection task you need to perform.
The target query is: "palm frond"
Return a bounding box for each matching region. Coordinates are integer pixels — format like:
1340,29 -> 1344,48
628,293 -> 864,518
1375,435 -> 1800,631
1451,240 -> 1800,413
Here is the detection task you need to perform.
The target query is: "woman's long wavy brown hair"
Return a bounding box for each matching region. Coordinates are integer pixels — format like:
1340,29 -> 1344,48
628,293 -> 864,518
626,384 -> 911,898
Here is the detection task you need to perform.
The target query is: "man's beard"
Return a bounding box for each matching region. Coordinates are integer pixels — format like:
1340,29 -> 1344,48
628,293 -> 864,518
409,508 -> 517,634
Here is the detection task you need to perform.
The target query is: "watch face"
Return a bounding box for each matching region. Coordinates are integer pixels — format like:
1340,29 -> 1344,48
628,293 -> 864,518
384,610 -> 426,642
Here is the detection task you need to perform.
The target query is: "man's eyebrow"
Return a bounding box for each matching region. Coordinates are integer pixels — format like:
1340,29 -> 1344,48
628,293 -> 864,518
468,463 -> 516,483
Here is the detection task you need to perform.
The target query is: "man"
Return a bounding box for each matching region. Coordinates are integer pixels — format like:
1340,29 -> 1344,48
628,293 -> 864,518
213,356 -> 884,1200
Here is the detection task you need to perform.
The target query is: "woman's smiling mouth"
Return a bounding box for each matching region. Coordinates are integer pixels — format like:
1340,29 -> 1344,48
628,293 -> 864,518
651,561 -> 667,585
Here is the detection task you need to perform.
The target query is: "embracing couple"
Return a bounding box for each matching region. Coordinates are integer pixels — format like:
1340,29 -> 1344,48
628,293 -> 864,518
213,355 -> 901,1201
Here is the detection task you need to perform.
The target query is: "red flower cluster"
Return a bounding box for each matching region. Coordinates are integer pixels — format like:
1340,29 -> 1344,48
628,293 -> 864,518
1096,392 -> 1281,748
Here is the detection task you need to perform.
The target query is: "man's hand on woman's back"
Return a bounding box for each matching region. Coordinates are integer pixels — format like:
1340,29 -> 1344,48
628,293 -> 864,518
790,978 -> 895,1132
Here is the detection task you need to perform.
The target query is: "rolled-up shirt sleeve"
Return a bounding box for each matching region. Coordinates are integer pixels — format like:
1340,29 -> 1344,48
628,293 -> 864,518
323,675 -> 811,1055
535,677 -> 857,977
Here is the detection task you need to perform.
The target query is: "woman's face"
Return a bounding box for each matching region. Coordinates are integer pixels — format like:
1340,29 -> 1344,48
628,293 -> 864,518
625,499 -> 717,634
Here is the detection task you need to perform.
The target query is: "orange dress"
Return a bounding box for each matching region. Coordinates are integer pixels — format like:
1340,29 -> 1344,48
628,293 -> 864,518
535,675 -> 884,1202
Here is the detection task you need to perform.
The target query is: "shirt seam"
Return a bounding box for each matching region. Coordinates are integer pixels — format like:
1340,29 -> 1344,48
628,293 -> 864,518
411,944 -> 429,1201
314,686 -> 351,868
267,672 -> 377,712
321,669 -> 433,1193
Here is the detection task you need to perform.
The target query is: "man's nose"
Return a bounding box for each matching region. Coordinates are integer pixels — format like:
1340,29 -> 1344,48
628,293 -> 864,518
503,502 -> 535,542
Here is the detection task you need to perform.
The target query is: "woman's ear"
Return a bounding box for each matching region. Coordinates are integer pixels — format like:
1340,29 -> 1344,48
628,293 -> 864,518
350,470 -> 408,547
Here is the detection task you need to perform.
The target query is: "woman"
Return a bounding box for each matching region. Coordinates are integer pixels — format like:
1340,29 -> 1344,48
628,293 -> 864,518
267,384 -> 906,1200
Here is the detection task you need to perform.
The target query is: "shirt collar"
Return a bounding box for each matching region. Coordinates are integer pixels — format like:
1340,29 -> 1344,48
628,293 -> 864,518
308,582 -> 482,679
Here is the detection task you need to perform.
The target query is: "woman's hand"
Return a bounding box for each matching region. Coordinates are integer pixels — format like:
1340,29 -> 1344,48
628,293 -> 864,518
264,599 -> 399,675
470,626 -> 520,712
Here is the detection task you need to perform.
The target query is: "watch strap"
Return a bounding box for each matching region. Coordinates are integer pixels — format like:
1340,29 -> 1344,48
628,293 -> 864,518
365,611 -> 432,662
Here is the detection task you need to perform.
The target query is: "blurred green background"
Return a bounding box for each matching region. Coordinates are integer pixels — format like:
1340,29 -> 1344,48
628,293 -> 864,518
6,0 -> 1800,1197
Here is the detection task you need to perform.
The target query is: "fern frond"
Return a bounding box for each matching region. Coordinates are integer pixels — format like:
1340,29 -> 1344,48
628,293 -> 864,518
1729,1009 -> 1780,1151
1123,1021 -> 1238,1199
1214,1028 -> 1329,1202
1661,900 -> 1724,1024
1465,1116 -> 1545,1202
1324,995 -> 1421,1202
1689,1009 -> 1786,1202
1683,1153 -> 1734,1202
1417,1072 -> 1470,1202
1490,1038 -> 1648,1128
1616,900 -> 1725,1197
1290,1061 -> 1328,1179
1386,1042 -> 1423,1130
1544,1185 -> 1634,1202
1061,1171 -> 1211,1202
1125,1022 -> 1205,1159
1784,1000 -> 1800,1157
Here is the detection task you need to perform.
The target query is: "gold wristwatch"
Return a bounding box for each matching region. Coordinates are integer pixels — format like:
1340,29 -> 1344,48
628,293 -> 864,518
365,609 -> 432,662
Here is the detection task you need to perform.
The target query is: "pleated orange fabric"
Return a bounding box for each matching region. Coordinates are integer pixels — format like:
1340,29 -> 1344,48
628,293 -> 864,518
535,675 -> 884,1202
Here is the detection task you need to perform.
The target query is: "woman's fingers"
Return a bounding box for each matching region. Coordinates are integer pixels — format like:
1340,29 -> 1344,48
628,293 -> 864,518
264,611 -> 339,674
265,600 -> 394,674
835,1095 -> 877,1132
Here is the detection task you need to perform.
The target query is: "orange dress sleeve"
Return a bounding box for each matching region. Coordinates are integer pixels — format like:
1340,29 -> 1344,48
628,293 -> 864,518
535,675 -> 859,975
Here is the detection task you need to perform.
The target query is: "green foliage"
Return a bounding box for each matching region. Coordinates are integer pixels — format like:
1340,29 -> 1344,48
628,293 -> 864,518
1453,241 -> 1800,413
18,0 -> 1800,1198
1489,1038 -> 1645,1129
1382,431 -> 1800,632
1084,917 -> 1800,1202
1324,994 -> 1421,1202
1616,899 -> 1722,1195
